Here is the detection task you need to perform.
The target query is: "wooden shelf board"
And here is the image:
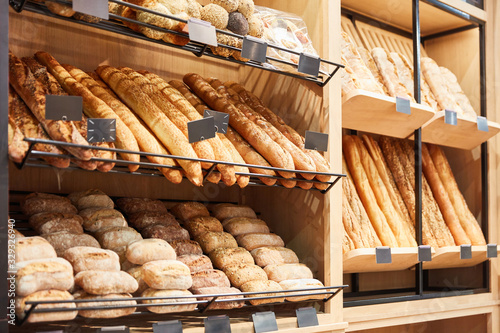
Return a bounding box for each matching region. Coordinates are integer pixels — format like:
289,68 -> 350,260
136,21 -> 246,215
343,247 -> 418,273
342,89 -> 435,138
419,111 -> 500,150
422,245 -> 487,270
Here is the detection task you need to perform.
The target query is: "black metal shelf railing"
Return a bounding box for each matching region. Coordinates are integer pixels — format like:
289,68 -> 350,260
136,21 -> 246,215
9,0 -> 343,87
16,138 -> 345,194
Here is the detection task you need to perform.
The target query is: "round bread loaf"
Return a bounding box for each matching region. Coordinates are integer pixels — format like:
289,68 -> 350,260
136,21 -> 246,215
170,202 -> 210,221
212,203 -> 257,221
200,4 -> 229,29
240,280 -> 284,305
222,263 -> 267,288
75,270 -> 139,295
222,217 -> 269,236
128,211 -> 178,230
177,254 -> 213,274
278,278 -> 325,302
15,236 -> 57,263
75,292 -> 137,318
79,208 -> 127,232
250,246 -> 299,267
210,0 -> 239,13
95,226 -> 142,249
15,258 -> 74,296
191,286 -> 244,310
63,247 -> 120,273
42,232 -> 101,257
236,233 -> 284,251
141,224 -> 190,242
184,216 -> 223,238
22,192 -> 77,216
29,212 -> 84,235
168,239 -> 203,256
141,289 -> 197,313
264,263 -> 313,283
15,290 -> 77,323
191,269 -> 231,289
196,231 -> 238,254
116,197 -> 167,215
67,189 -> 113,210
209,247 -> 254,269
126,239 -> 177,265
142,260 -> 192,289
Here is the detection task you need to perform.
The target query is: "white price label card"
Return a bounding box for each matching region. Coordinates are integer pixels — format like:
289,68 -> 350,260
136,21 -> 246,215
188,18 -> 217,47
73,0 -> 109,20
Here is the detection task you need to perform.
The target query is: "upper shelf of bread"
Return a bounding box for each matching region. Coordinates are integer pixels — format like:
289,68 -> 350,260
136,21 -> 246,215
9,0 -> 342,86
342,0 -> 486,37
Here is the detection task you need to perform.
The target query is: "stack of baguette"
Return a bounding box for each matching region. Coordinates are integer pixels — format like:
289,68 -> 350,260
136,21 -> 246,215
340,31 -> 477,120
342,134 -> 486,254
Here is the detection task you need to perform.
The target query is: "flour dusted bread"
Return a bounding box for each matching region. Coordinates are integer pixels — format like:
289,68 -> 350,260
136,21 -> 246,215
371,48 -> 414,101
128,211 -> 179,230
209,247 -> 254,269
141,289 -> 197,313
75,270 -> 138,295
16,290 -> 77,323
169,240 -> 203,256
75,292 -> 136,318
141,224 -> 190,242
68,189 -> 114,210
170,201 -> 210,221
250,247 -> 299,267
126,266 -> 149,296
64,247 -> 120,273
116,197 -> 168,215
43,232 -> 100,257
15,258 -> 74,296
184,216 -> 223,238
212,203 -> 257,221
196,231 -> 238,254
95,226 -> 142,249
191,286 -> 244,309
191,269 -> 231,289
15,236 -> 57,263
177,254 -> 213,273
240,280 -> 284,305
223,217 -> 270,236
223,263 -> 268,288
126,239 -> 177,265
279,279 -> 326,302
236,233 -> 285,251
79,208 -> 127,232
29,213 -> 83,235
142,260 -> 192,289
264,263 -> 313,283
22,193 -> 77,216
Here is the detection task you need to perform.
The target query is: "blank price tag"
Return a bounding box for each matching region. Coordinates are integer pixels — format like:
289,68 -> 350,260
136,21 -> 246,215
418,245 -> 432,262
45,95 -> 82,121
396,96 -> 411,115
298,53 -> 321,77
204,110 -> 229,134
73,0 -> 109,20
296,307 -> 319,328
252,312 -> 278,333
153,320 -> 183,333
188,18 -> 217,47
304,131 -> 328,152
487,244 -> 497,258
87,118 -> 116,143
98,327 -> 130,333
204,315 -> 231,333
460,244 -> 472,260
477,116 -> 489,132
444,109 -> 458,126
375,247 -> 392,264
241,36 -> 268,63
188,117 -> 216,143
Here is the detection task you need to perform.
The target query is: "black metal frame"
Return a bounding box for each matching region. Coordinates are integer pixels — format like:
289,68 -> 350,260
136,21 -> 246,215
343,0 -> 491,307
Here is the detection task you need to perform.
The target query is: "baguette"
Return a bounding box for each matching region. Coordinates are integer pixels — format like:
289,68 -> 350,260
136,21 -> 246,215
389,52 -> 414,99
343,228 -> 355,254
65,65 -> 182,183
96,65 -> 203,186
371,48 -> 414,101
341,58 -> 360,98
342,192 -> 367,249
357,47 -> 387,95
440,66 -> 476,119
34,52 -> 141,171
8,51 -> 92,160
86,71 -> 118,98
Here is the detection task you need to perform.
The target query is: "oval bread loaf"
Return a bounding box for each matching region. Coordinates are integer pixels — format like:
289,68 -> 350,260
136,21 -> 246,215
79,208 -> 127,232
169,239 -> 203,256
264,263 -> 313,283
278,278 -> 326,302
22,193 -> 77,216
191,269 -> 231,289
177,254 -> 213,273
42,232 -> 100,257
250,247 -> 299,267
15,236 -> 57,262
196,231 -> 238,254
142,260 -> 192,289
75,292 -> 137,318
141,224 -> 190,242
209,247 -> 254,269
223,264 -> 267,288
75,270 -> 138,295
95,226 -> 143,249
170,201 -> 210,221
128,211 -> 178,230
141,289 -> 197,313
222,217 -> 270,236
15,258 -> 74,296
15,290 -> 77,323
184,216 -> 223,238
191,286 -> 244,310
63,246 -> 120,273
116,197 -> 167,215
126,239 -> 177,265
212,203 -> 257,221
240,280 -> 284,305
29,212 -> 84,235
68,189 -> 114,210
127,266 -> 149,296
236,233 -> 284,251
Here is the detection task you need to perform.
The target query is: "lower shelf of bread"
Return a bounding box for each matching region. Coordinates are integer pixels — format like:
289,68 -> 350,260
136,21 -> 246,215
343,247 -> 419,274
421,245 -> 489,270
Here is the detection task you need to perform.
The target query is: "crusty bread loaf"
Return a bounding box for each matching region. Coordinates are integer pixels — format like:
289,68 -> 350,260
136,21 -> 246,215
46,1 -> 75,17
22,193 -> 77,217
183,216 -> 223,238
29,213 -> 83,235
141,289 -> 197,314
15,236 -> 57,263
264,263 -> 313,283
196,231 -> 238,254
240,280 -> 285,305
128,211 -> 179,230
170,202 -> 210,221
191,269 -> 231,289
191,286 -> 244,310
15,290 -> 77,323
223,264 -> 268,288
212,203 -> 257,221
75,292 -> 136,318
279,278 -> 326,302
43,232 -> 100,257
126,266 -> 149,297
79,208 -> 127,233
222,217 -> 270,236
250,247 -> 299,267
16,258 -> 74,296
126,239 -> 177,265
371,48 -> 414,101
169,240 -> 203,256
95,226 -> 142,250
209,247 -> 254,270
141,224 -> 190,242
177,254 -> 213,274
142,260 -> 192,290
64,247 -> 120,273
116,197 -> 168,215
236,233 -> 285,251
67,189 -> 114,211
75,270 -> 138,295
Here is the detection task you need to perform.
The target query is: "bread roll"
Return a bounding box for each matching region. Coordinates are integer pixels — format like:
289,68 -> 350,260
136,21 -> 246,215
177,254 -> 213,273
141,289 -> 197,314
116,197 -> 168,215
15,236 -> 57,263
126,266 -> 149,296
191,269 -> 231,289
142,260 -> 192,289
126,239 -> 177,265
212,203 -> 257,221
223,264 -> 267,288
184,216 -> 223,238
264,263 -> 313,283
196,231 -> 238,254
64,247 -> 120,273
76,292 -> 136,318
191,286 -> 244,309
95,227 -> 142,249
79,208 -> 127,233
222,217 -> 270,236
43,232 -> 100,257
170,202 -> 210,221
169,240 -> 203,256
22,193 -> 77,216
16,258 -> 74,296
236,233 -> 285,251
250,247 -> 299,267
29,213 -> 83,235
209,247 -> 254,269
240,280 -> 285,305
279,278 -> 326,302
75,270 -> 138,295
67,189 -> 114,210
141,224 -> 190,242
128,211 -> 179,230
16,290 -> 77,323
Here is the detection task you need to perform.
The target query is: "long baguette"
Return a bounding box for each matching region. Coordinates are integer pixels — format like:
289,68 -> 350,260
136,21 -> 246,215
64,65 -> 183,184
86,72 -> 119,99
421,144 -> 470,245
342,192 -> 366,249
96,65 -> 203,186
343,226 -> 356,254
183,73 -> 294,179
8,51 -> 92,161
34,51 -> 140,171
428,145 -> 486,245
138,70 -> 236,186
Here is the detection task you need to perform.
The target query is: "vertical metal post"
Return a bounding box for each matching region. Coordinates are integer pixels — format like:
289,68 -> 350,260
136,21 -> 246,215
413,0 -> 424,297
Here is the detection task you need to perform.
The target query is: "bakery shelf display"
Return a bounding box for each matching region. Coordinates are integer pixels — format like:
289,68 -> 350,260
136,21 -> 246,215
343,247 -> 419,274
